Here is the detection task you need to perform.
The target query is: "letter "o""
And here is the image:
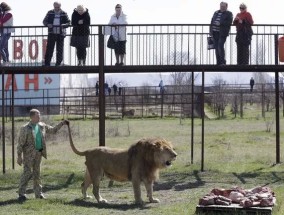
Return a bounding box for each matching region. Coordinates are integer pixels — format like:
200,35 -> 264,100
29,40 -> 39,60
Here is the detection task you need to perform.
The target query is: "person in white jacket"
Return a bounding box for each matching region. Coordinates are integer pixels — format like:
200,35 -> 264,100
0,2 -> 14,66
108,4 -> 127,66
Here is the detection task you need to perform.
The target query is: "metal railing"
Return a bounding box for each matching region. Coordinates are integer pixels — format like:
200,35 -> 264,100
6,24 -> 284,66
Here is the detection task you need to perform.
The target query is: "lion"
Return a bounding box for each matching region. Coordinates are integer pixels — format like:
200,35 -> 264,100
67,124 -> 177,205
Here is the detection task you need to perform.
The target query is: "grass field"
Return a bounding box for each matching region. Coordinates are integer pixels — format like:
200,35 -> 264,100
0,106 -> 284,215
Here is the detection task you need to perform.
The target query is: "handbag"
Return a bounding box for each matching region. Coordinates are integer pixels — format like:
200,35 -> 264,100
107,35 -> 116,49
207,36 -> 215,50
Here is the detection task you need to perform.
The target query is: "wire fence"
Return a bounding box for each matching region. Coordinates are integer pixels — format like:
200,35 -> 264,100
1,83 -> 283,119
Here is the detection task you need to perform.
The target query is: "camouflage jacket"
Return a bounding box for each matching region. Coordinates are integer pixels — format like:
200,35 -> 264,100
17,121 -> 64,166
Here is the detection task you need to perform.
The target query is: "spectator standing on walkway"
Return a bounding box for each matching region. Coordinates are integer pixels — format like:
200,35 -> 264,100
108,4 -> 127,66
250,77 -> 254,92
43,1 -> 70,66
17,109 -> 69,201
0,2 -> 14,66
210,2 -> 233,65
70,5 -> 90,66
113,83 -> 118,95
159,80 -> 164,94
233,3 -> 253,65
104,82 -> 109,95
118,82 -> 123,95
95,81 -> 99,96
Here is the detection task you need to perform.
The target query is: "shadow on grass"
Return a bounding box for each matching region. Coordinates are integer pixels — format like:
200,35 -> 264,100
174,170 -> 205,191
0,173 -> 77,194
41,173 -> 75,193
154,170 -> 205,192
232,170 -> 284,185
0,186 -> 19,192
0,199 -> 23,206
66,198 -> 151,211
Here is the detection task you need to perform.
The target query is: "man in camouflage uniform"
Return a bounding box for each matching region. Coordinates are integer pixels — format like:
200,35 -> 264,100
17,109 -> 69,201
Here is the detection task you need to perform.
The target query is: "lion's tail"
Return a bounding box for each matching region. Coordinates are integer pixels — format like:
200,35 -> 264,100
67,124 -> 86,156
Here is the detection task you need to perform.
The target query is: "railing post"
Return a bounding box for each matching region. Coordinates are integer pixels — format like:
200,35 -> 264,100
275,34 -> 279,65
98,25 -> 105,146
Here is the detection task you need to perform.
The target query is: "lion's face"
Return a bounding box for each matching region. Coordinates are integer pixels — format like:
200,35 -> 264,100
153,140 -> 177,168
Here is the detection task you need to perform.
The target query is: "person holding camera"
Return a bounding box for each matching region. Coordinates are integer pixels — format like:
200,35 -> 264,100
233,3 -> 254,65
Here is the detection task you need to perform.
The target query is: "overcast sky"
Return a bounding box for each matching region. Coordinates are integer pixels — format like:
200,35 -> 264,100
9,0 -> 284,25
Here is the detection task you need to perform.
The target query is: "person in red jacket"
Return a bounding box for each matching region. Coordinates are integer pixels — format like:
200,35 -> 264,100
0,2 -> 14,66
233,3 -> 254,65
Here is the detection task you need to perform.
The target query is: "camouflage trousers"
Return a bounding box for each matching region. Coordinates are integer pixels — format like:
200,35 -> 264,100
18,151 -> 43,197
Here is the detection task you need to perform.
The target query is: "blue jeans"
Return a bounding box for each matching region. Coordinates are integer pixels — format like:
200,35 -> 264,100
212,31 -> 227,65
0,33 -> 11,62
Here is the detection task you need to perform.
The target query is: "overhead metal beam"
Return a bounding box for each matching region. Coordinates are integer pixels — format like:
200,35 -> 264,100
2,65 -> 284,74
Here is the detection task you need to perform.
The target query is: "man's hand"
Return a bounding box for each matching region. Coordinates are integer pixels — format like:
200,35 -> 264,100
47,24 -> 53,28
17,156 -> 23,166
78,20 -> 83,24
63,120 -> 70,126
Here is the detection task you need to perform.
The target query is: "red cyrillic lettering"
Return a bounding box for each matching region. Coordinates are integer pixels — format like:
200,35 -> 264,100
25,74 -> 39,91
29,40 -> 39,60
5,74 -> 18,91
13,39 -> 23,60
42,39 -> 47,59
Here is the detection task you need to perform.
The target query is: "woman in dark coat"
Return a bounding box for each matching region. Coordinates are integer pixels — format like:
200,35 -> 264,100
71,5 -> 90,66
233,3 -> 254,65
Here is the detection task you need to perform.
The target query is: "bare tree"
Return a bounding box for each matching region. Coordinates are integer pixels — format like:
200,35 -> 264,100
253,72 -> 270,88
168,51 -> 199,93
210,75 -> 228,118
253,72 -> 274,117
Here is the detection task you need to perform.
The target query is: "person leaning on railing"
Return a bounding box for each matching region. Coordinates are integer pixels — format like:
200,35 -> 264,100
233,3 -> 254,65
43,1 -> 70,66
0,2 -> 14,67
209,2 -> 233,66
70,5 -> 90,66
108,4 -> 128,66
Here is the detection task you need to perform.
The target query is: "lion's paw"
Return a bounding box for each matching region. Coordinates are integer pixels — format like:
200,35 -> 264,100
149,198 -> 160,203
135,199 -> 145,205
83,195 -> 93,199
98,198 -> 108,204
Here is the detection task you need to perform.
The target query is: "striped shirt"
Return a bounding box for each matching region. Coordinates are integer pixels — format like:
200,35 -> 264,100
53,13 -> 61,34
212,12 -> 223,32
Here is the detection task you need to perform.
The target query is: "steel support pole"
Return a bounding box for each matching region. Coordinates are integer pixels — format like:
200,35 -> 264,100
12,74 -> 15,169
191,71 -> 194,164
98,26 -> 105,146
201,70 -> 205,171
275,34 -> 280,163
2,71 -> 6,174
275,71 -> 280,163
